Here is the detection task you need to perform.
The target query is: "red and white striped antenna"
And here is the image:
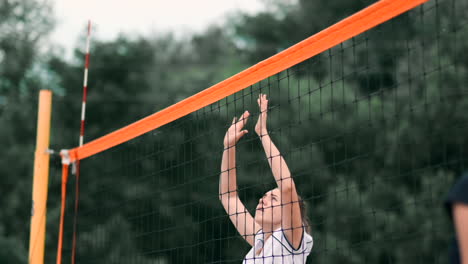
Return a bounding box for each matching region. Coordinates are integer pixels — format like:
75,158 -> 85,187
79,20 -> 92,146
56,20 -> 93,264
71,20 -> 92,264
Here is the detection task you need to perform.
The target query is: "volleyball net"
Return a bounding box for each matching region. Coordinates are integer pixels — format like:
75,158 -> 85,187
53,0 -> 468,263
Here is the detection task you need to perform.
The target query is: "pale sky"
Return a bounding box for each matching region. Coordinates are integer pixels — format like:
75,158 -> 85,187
50,0 -> 265,57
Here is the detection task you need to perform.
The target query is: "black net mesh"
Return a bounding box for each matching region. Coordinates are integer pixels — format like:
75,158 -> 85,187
55,0 -> 468,263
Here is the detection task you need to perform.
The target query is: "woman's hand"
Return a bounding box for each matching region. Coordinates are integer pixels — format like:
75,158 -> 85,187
255,94 -> 269,136
224,111 -> 250,148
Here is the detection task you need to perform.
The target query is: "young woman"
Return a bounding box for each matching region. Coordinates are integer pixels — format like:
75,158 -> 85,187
219,94 -> 313,263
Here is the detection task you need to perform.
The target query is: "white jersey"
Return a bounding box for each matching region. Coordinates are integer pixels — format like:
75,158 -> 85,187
243,228 -> 313,264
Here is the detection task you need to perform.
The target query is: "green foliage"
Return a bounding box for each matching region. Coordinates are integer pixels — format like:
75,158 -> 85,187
1,0 -> 467,263
0,0 -> 54,262
0,0 -> 54,99
0,234 -> 27,263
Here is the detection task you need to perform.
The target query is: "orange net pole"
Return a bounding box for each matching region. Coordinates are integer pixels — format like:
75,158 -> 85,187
29,90 -> 52,264
67,0 -> 428,163
56,161 -> 70,264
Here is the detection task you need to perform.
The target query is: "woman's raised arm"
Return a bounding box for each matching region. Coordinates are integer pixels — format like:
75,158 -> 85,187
219,111 -> 260,246
255,94 -> 304,249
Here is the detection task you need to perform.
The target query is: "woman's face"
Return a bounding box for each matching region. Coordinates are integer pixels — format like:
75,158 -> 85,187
254,188 -> 282,228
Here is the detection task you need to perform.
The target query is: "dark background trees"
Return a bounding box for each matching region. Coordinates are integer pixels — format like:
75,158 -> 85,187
0,0 -> 54,263
1,0 -> 466,263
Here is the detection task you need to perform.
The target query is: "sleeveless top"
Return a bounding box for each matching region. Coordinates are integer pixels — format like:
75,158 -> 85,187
243,228 -> 313,264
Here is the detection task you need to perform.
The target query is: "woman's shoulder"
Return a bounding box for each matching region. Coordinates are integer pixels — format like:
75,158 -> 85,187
272,227 -> 313,252
445,173 -> 468,218
447,173 -> 468,205
302,230 -> 314,250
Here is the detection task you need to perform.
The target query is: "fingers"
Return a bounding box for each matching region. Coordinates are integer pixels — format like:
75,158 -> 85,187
257,94 -> 269,115
236,110 -> 250,128
232,117 -> 237,124
257,94 -> 268,103
235,129 -> 248,143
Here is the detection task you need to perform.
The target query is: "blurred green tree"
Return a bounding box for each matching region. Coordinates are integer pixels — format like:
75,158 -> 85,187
0,0 -> 54,263
2,0 -> 466,263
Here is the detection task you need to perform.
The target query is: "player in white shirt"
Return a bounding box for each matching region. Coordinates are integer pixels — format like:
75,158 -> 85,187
219,94 -> 313,264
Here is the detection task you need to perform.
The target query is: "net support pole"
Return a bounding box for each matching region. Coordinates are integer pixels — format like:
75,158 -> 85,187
28,89 -> 53,264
